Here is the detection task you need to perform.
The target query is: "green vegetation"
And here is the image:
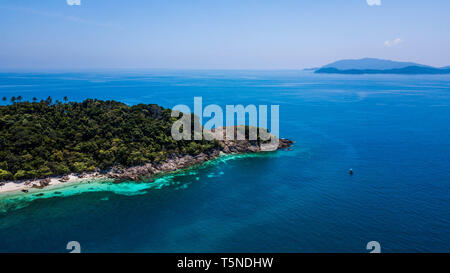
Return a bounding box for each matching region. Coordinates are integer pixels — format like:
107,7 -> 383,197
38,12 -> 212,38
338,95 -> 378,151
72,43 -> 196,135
0,99 -> 219,181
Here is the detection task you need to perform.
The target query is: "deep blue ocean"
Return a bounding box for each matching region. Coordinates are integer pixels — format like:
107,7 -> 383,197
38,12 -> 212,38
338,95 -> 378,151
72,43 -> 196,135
0,70 -> 449,252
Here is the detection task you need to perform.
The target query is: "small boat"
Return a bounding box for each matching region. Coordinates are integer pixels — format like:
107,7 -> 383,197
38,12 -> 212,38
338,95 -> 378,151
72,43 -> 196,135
349,168 -> 354,175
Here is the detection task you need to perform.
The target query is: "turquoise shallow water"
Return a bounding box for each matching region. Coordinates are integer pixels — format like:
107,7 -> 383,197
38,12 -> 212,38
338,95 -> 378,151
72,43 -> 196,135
0,70 -> 450,252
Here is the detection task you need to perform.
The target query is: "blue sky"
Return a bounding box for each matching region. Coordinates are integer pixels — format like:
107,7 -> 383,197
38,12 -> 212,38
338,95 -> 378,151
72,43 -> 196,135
0,0 -> 449,70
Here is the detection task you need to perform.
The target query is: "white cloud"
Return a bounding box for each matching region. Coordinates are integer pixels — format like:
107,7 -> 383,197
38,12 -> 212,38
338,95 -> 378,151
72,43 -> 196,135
366,0 -> 381,6
67,0 -> 81,6
384,38 -> 403,47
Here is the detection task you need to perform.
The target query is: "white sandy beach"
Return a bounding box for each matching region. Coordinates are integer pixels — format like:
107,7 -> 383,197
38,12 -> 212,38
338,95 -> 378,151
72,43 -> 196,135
0,173 -> 105,195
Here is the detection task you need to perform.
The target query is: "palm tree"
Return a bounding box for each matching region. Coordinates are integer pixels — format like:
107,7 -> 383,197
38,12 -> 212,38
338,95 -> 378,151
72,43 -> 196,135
11,96 -> 16,104
17,96 -> 22,102
32,97 -> 37,102
2,97 -> 6,102
63,96 -> 68,102
46,96 -> 52,105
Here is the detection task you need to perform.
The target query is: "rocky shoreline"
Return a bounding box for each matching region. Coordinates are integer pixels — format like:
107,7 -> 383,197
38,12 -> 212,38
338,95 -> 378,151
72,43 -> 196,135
0,136 -> 293,194
107,137 -> 293,182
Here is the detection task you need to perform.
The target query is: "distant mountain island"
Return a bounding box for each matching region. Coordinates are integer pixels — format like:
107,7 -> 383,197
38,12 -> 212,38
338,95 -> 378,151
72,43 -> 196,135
314,58 -> 450,75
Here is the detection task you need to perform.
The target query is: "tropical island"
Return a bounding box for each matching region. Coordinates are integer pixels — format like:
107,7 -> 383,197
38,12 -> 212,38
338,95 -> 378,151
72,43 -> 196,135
314,58 -> 450,75
0,98 -> 292,193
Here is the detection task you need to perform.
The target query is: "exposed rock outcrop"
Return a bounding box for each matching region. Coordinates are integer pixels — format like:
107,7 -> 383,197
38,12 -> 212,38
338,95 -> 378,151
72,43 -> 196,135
32,177 -> 52,189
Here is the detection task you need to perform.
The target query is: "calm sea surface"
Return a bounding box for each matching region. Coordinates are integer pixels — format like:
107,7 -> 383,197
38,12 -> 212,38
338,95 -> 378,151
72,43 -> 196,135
0,70 -> 449,252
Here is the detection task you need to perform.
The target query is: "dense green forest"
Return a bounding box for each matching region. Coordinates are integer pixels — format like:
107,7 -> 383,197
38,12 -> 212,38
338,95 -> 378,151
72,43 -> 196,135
0,99 -> 219,181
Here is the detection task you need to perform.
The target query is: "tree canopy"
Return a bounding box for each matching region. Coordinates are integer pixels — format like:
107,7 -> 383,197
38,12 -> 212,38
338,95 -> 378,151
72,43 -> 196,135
0,99 -> 219,181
